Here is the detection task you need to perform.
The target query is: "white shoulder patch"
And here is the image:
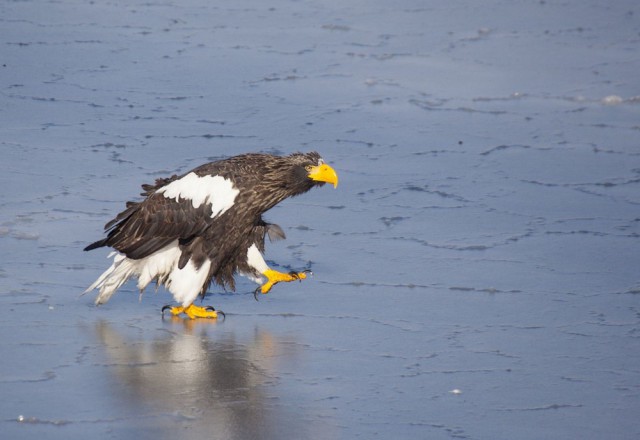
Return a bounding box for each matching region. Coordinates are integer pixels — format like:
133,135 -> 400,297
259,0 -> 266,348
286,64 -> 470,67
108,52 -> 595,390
157,172 -> 239,218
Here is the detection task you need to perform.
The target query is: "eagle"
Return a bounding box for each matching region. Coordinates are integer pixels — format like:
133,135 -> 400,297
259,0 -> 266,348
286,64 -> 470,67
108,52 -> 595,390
83,151 -> 338,319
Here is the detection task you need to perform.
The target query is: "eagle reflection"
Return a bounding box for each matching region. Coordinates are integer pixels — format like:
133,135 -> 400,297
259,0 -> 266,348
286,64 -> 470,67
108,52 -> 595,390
94,320 -> 302,440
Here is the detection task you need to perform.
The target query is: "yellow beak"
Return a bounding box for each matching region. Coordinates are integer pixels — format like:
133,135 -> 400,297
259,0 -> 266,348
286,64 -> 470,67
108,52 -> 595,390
308,163 -> 338,188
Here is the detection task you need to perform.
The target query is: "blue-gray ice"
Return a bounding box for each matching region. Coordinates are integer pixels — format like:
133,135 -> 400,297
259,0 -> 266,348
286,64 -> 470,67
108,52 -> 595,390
1,0 -> 639,439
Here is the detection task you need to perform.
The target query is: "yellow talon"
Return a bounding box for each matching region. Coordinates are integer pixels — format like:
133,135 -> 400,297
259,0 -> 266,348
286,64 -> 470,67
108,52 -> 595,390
260,269 -> 308,294
162,304 -> 221,320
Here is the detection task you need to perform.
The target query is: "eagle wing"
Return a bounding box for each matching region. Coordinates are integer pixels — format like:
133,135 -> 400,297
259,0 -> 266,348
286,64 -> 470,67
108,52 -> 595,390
85,169 -> 241,260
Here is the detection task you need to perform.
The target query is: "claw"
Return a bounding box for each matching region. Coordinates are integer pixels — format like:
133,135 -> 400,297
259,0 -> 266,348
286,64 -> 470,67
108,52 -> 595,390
161,304 -> 222,319
294,269 -> 313,280
254,286 -> 261,301
161,304 -> 182,317
205,305 -> 226,320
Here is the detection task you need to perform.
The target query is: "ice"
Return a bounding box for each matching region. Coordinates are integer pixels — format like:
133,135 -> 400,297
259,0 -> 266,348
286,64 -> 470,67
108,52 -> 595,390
1,0 -> 639,439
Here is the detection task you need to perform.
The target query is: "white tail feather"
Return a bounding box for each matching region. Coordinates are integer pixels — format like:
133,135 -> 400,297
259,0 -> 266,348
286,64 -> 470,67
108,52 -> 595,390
84,252 -> 138,305
84,241 -> 205,306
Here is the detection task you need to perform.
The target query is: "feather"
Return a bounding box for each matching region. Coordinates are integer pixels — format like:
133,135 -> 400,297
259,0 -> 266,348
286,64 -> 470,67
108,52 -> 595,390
266,223 -> 286,241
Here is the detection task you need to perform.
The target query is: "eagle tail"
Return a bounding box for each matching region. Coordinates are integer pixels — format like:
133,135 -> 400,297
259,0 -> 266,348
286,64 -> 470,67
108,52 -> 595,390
83,252 -> 137,305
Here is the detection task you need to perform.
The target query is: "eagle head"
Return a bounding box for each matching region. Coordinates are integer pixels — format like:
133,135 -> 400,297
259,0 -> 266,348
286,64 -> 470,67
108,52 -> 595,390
287,151 -> 338,191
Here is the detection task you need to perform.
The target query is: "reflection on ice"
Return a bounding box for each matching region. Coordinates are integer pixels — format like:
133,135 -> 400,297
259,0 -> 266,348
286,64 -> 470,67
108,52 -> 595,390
93,320 -> 307,440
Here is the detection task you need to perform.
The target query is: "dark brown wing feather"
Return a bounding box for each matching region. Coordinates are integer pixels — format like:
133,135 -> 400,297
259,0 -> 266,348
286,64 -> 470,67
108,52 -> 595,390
84,174 -> 216,259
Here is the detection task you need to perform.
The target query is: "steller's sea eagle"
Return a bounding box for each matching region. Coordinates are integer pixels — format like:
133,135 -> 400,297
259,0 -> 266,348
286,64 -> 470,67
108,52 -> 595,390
84,151 -> 338,319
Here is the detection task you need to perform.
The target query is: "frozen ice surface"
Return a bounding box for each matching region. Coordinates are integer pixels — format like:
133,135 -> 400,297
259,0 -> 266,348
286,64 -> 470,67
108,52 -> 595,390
1,0 -> 639,439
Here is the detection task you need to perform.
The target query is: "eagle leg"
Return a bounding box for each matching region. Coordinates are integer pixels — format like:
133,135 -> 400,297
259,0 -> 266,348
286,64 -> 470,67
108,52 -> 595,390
161,304 -> 223,320
254,269 -> 311,300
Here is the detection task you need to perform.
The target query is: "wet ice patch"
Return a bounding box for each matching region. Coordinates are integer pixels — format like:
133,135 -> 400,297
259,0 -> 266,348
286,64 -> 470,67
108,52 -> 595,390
157,172 -> 239,217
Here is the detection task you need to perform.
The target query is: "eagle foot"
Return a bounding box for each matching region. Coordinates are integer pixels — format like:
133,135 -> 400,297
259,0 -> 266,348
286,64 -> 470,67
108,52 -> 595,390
254,268 -> 312,300
161,304 -> 225,320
